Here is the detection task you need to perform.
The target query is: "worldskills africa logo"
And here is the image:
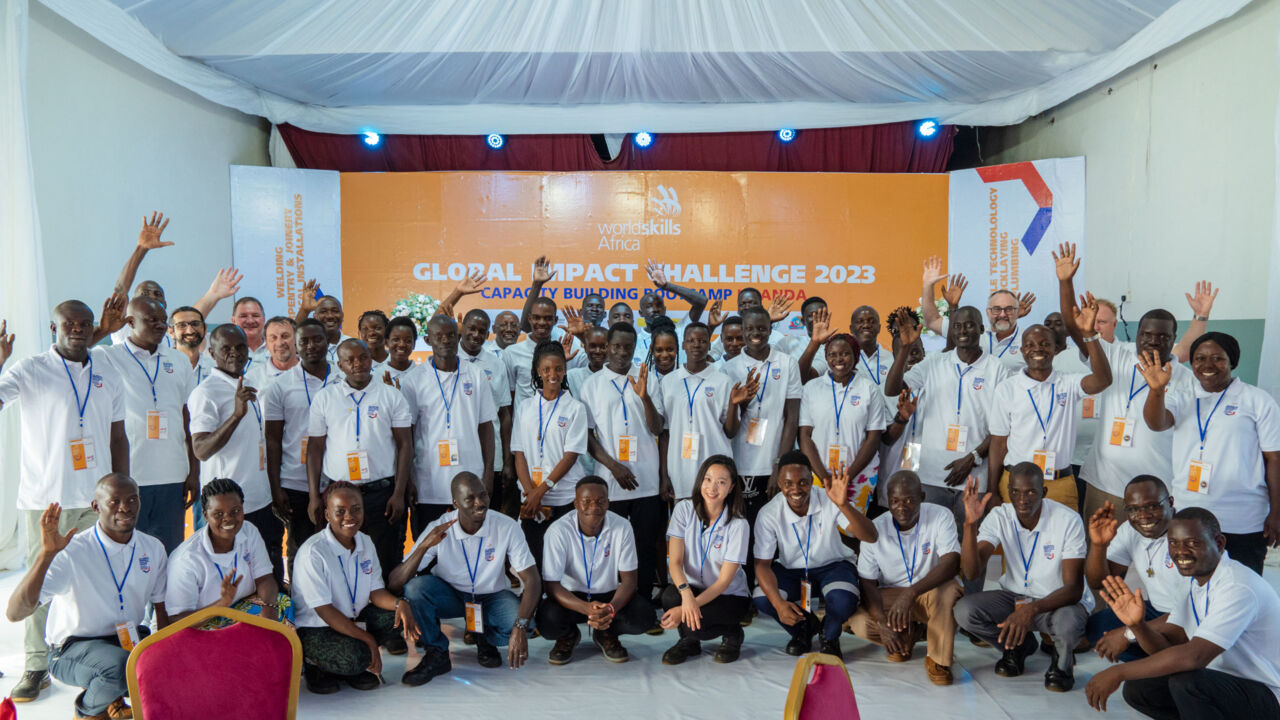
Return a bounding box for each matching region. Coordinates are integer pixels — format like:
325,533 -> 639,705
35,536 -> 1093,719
976,162 -> 1052,255
648,185 -> 682,217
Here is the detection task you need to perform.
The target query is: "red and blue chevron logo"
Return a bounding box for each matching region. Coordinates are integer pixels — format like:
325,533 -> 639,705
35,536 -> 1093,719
976,162 -> 1053,255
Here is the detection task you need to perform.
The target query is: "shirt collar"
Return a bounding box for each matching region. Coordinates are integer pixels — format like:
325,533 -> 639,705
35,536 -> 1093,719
320,525 -> 358,556
448,511 -> 490,541
198,525 -> 238,557
782,488 -> 822,525
123,337 -> 163,361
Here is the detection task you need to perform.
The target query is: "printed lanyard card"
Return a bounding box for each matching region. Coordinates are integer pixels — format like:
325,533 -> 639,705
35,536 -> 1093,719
945,424 -> 969,453
1187,461 -> 1212,495
116,621 -> 140,651
1082,397 -> 1097,419
465,601 -> 484,632
1032,450 -> 1056,481
799,579 -> 816,613
826,444 -> 846,472
259,442 -> 266,471
437,438 -> 460,467
347,450 -> 370,481
146,410 -> 168,440
70,437 -> 97,471
681,432 -> 700,460
746,418 -> 768,446
616,435 -> 636,462
1109,418 -> 1135,448
300,437 -> 309,465
531,467 -> 544,487
901,442 -> 922,471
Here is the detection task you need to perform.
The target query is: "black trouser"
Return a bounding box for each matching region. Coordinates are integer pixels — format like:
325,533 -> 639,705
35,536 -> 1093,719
244,504 -> 285,585
741,475 -> 771,589
354,478 -> 404,584
284,488 -> 318,583
660,583 -> 750,642
521,504 -> 574,573
411,503 -> 454,540
611,495 -> 667,599
1123,669 -> 1280,720
536,589 -> 656,640
1224,532 -> 1266,575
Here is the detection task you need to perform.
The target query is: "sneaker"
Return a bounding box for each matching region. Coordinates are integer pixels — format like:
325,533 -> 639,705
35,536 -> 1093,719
548,626 -> 581,665
819,637 -> 844,662
402,648 -> 452,687
662,636 -> 701,665
382,635 -> 408,655
475,636 -> 502,668
1044,648 -> 1075,692
11,670 -> 50,702
304,664 -> 340,694
593,629 -> 629,663
106,697 -> 134,719
346,671 -> 381,691
925,656 -> 954,686
714,627 -> 744,664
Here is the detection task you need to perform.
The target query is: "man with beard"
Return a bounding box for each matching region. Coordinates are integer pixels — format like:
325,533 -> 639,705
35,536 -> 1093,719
245,316 -> 299,389
487,310 -> 522,356
169,305 -> 216,385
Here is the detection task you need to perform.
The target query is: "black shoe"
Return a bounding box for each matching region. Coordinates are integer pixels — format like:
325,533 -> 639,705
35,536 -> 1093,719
714,627 -> 744,664
593,629 -> 629,663
304,665 -> 340,694
644,618 -> 665,636
994,641 -> 1033,678
10,670 -> 50,702
402,648 -> 452,687
662,636 -> 701,665
463,630 -> 478,646
548,626 -> 581,665
1044,648 -> 1075,692
382,635 -> 408,655
346,671 -> 381,691
785,634 -> 813,657
819,637 -> 844,662
475,636 -> 502,668
740,604 -> 757,627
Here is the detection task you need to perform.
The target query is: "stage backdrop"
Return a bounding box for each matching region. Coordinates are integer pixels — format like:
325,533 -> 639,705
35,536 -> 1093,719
230,160 -> 1084,349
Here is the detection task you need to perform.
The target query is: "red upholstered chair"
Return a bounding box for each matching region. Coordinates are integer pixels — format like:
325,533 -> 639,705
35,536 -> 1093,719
126,607 -> 301,720
784,652 -> 860,720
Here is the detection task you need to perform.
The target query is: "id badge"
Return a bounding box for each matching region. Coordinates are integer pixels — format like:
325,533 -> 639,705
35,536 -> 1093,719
116,621 -> 140,651
259,442 -> 266,471
945,424 -> 969,453
901,442 -> 922,471
437,438 -> 460,467
616,435 -> 636,462
347,450 -> 370,481
146,410 -> 168,440
300,437 -> 309,465
70,437 -> 97,471
1188,461 -> 1212,495
531,467 -> 544,487
746,418 -> 767,446
681,432 -> 700,460
1082,397 -> 1097,419
799,579 -> 815,613
826,444 -> 846,471
465,601 -> 484,632
1032,450 -> 1056,481
1109,418 -> 1136,448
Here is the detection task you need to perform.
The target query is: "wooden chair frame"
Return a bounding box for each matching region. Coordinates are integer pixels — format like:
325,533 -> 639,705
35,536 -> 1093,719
783,652 -> 856,720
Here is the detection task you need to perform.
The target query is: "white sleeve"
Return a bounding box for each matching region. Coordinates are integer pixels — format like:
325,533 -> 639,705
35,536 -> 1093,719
389,387 -> 413,428
187,387 -> 222,435
1193,586 -> 1259,651
798,385 -> 815,428
1253,390 -> 1280,452
722,518 -> 750,566
163,552 -> 202,614
987,382 -> 1013,436
292,546 -> 333,609
1061,513 -> 1087,560
784,358 -> 803,400
261,382 -> 286,422
475,369 -> 499,424
616,522 -> 639,573
506,526 -> 537,573
541,523 -> 569,583
753,510 -> 780,561
307,394 -> 329,437
565,403 -> 588,454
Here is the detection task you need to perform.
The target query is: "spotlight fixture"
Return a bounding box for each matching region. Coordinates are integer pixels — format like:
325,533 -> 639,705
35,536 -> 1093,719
362,131 -> 381,146
917,120 -> 938,138
486,133 -> 505,149
778,128 -> 796,143
634,132 -> 653,148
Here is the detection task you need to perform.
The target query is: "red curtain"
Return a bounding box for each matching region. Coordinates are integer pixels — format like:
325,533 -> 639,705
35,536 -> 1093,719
278,122 -> 956,173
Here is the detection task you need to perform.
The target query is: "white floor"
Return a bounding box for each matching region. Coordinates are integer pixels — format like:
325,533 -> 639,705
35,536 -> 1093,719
3,556 -> 1277,720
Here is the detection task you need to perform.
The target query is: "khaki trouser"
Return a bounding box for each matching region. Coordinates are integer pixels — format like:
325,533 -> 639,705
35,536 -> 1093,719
1083,483 -> 1128,527
24,507 -> 98,671
845,582 -> 964,666
998,469 -> 1079,510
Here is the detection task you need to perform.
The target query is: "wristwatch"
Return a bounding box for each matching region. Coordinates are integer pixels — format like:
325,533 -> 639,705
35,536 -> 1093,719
1124,628 -> 1136,642
676,582 -> 691,592
544,478 -> 557,490
514,617 -> 531,631
969,450 -> 982,465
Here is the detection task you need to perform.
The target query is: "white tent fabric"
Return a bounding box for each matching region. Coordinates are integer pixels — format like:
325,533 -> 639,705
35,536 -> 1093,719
38,0 -> 1254,135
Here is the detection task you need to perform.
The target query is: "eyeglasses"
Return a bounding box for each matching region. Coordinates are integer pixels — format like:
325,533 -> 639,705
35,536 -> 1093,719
989,306 -> 1017,316
1124,499 -> 1170,515
172,321 -> 204,330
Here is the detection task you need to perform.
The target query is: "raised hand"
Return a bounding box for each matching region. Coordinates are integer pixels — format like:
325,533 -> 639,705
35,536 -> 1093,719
218,569 -> 240,606
232,376 -> 257,418
0,319 -> 14,367
299,279 -> 320,315
1088,502 -> 1118,546
558,330 -> 580,362
810,307 -> 837,344
826,463 -> 851,506
39,503 -> 76,555
421,518 -> 457,550
893,307 -> 921,347
962,476 -> 991,525
1074,291 -> 1099,334
1052,242 -> 1080,282
645,258 -> 669,288
896,389 -> 917,420
456,268 -> 486,296
559,307 -> 587,338
628,364 -> 649,400
137,212 -> 172,250
1099,575 -> 1147,628
205,267 -> 243,303
99,293 -> 128,334
434,300 -> 454,318
532,255 -> 556,285
1185,281 -> 1218,318
1016,292 -> 1036,319
922,256 -> 945,286
942,274 -> 968,308
707,300 -> 724,329
768,295 -> 794,323
1136,348 -> 1172,392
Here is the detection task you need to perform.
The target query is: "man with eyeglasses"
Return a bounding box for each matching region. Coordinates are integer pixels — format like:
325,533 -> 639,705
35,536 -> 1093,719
169,306 -> 216,385
1084,476 -> 1183,663
918,257 -> 1034,371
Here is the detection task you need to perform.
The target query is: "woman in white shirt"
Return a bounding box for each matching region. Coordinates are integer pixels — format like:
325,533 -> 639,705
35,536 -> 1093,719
659,454 -> 752,664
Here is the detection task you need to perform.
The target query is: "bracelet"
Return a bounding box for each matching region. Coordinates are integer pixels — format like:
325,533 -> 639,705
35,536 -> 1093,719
1194,315 -> 1209,322
1081,334 -> 1099,343
606,603 -> 616,617
970,450 -> 982,465
394,597 -> 402,611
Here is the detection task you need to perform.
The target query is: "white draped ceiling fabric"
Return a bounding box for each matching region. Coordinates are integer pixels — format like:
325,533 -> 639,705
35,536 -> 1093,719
35,0 -> 1254,135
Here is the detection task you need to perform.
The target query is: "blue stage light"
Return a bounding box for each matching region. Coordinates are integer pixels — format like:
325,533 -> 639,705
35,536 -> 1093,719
778,128 -> 796,143
634,132 -> 653,148
486,133 -> 505,149
917,120 -> 938,138
362,131 -> 381,146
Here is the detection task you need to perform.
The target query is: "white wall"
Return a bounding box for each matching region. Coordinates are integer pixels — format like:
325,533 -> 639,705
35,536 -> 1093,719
26,2 -> 269,322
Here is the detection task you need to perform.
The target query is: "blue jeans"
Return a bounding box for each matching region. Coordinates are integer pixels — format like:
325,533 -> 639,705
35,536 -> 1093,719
403,574 -> 523,653
49,639 -> 130,716
1085,599 -> 1163,662
753,560 -> 860,642
138,482 -> 186,553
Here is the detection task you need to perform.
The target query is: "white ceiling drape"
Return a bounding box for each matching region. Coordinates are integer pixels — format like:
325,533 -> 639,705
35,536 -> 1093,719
37,0 -> 1254,134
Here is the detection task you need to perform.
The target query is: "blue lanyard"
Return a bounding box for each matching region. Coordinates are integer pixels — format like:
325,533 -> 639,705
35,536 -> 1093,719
609,376 -> 630,433
791,515 -> 814,574
348,391 -> 367,446
214,548 -> 239,582
432,359 -> 460,432
1189,579 -> 1210,625
697,509 -> 725,573
302,366 -> 330,407
196,361 -> 206,385
1027,383 -> 1056,446
1195,380 -> 1233,457
93,525 -> 136,613
60,354 -> 94,435
537,392 -> 562,464
1013,528 -> 1040,590
683,376 -> 706,425
248,395 -> 263,435
954,363 -> 974,419
578,526 -> 600,599
754,361 -> 772,412
336,552 -> 360,614
128,349 -> 161,406
990,327 -> 1018,358
830,375 -> 854,434
895,522 -> 918,585
860,349 -> 881,385
1126,364 -> 1148,413
460,534 -> 485,599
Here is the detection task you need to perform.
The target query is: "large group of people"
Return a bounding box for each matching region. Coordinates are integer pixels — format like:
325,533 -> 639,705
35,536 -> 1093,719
2,214 -> 1277,720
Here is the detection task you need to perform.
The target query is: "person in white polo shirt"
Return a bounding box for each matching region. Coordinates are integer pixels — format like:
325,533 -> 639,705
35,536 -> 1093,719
230,297 -> 271,368
189,323 -> 285,582
537,477 -> 655,665
263,319 -> 343,576
792,297 -> 830,382
375,316 -> 423,389
307,338 -> 413,584
96,297 -> 198,553
1138,331 -> 1280,576
1084,476 -> 1182,663
357,310 -> 390,366
458,308 -> 515,514
245,316 -> 299,390
0,301 -> 129,703
6,475 -> 166,720
402,315 -> 497,537
169,305 -> 216,386
653,322 -> 756,502
292,482 -> 419,694
954,462 -> 1091,692
847,471 -> 962,686
753,451 -> 877,661
798,332 -> 888,514
987,292 -> 1113,510
849,305 -> 893,390
391,473 -> 542,684
1086,508 -> 1280,718
505,259 -> 588,411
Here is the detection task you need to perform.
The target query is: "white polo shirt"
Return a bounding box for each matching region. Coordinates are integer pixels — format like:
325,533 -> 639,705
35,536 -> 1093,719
667,500 -> 749,597
754,488 -> 855,571
188,368 -> 271,512
511,391 -> 589,506
800,372 -> 888,501
402,360 -> 498,505
1165,379 -> 1280,534
325,334 -> 354,364
858,345 -> 893,390
579,364 -> 661,501
410,510 -> 536,596
292,526 -> 384,628
985,328 -> 1026,371
308,379 -> 412,483
1081,340 -> 1194,497
1053,348 -> 1100,466
245,356 -> 295,391
977,498 -> 1092,611
1106,524 -> 1181,613
462,346 -> 512,473
502,336 -> 588,413
95,340 -> 195,488
112,327 -> 171,349
565,366 -> 599,477
40,525 -> 167,646
786,338 -> 828,378
372,359 -> 423,391
722,348 -> 804,476
0,348 -> 127,510
711,328 -> 789,362
988,369 -> 1090,471
901,349 -> 1010,491
858,503 -> 960,589
1169,554 -> 1280,703
653,366 -> 734,499
188,351 -> 216,386
164,522 -> 273,614
261,363 -> 343,492
543,510 -> 638,596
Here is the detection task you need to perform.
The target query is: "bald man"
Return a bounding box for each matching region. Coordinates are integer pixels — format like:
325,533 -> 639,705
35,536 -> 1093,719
0,300 -> 129,702
487,311 -> 522,355
295,291 -> 352,363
